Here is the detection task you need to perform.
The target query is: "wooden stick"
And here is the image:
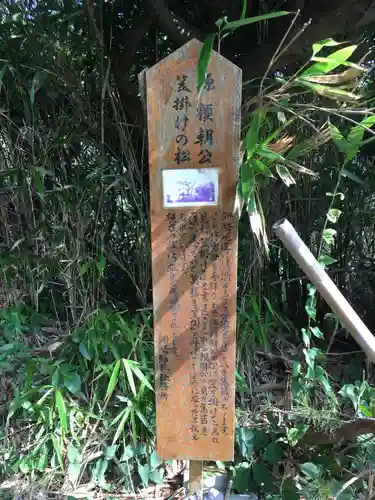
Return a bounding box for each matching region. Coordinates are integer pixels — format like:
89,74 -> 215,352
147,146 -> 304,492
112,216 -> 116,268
188,460 -> 203,498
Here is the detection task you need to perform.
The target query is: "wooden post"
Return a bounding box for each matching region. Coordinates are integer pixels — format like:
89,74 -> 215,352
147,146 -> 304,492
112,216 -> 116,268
143,39 -> 241,472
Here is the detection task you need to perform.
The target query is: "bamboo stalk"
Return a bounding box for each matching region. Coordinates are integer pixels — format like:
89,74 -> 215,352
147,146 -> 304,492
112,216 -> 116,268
273,218 -> 375,363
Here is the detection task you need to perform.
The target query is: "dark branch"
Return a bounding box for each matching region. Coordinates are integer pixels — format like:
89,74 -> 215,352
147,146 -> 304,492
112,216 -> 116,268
236,0 -> 375,81
147,0 -> 205,44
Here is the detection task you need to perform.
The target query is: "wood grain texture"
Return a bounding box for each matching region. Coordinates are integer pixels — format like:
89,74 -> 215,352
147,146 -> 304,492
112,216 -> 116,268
145,39 -> 241,460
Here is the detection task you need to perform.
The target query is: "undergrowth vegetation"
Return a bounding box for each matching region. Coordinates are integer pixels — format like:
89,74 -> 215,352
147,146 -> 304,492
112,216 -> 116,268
1,0 -> 375,499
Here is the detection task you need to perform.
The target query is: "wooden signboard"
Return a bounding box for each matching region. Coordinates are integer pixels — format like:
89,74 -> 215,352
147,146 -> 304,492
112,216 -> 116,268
144,39 -> 241,461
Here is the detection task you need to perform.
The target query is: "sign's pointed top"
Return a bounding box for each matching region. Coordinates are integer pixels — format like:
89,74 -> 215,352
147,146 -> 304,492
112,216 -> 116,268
145,37 -> 241,75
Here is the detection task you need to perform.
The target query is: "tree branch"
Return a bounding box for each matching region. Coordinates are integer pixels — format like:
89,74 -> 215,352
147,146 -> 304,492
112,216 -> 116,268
147,0 -> 205,44
301,418 -> 375,445
236,0 -> 375,81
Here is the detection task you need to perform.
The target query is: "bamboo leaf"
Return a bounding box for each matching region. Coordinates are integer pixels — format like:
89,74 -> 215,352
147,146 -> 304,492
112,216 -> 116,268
329,124 -> 348,154
309,57 -> 364,71
112,407 -> 131,444
105,360 -> 121,401
240,162 -> 254,201
30,70 -> 47,105
285,159 -> 316,176
245,111 -> 263,158
51,435 -> 64,470
251,159 -> 273,177
55,389 -> 67,433
311,38 -> 344,57
135,407 -> 151,430
301,67 -> 364,85
303,45 -> 358,76
129,362 -> 154,391
296,78 -> 360,101
346,115 -> 375,161
341,169 -> 365,184
197,34 -> 216,96
138,464 -> 150,488
123,359 -> 136,396
240,0 -> 247,19
222,11 -> 291,31
276,164 -> 295,186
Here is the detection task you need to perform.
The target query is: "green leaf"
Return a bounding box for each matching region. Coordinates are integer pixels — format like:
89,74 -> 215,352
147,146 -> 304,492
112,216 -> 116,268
232,462 -> 251,493
240,0 -> 247,19
252,462 -> 273,487
301,328 -> 310,348
79,342 -> 91,360
51,435 -> 64,470
309,326 -> 324,339
105,360 -> 121,401
138,464 -> 150,487
150,450 -> 163,470
32,168 -> 45,197
346,115 -> 375,161
240,162 -> 254,201
300,462 -> 320,478
129,362 -> 154,391
68,461 -> 81,484
276,164 -> 295,186
104,445 -> 118,460
67,443 -> 81,463
315,365 -> 335,398
134,407 -> 151,430
120,444 -> 135,462
215,16 -> 227,29
282,477 -> 299,500
216,461 -> 226,470
303,347 -> 321,371
236,427 -> 254,459
253,430 -> 271,451
245,112 -> 262,158
341,168 -> 365,185
318,254 -> 337,266
150,469 -> 164,485
297,79 -> 359,101
259,147 -> 283,161
55,389 -> 67,433
30,70 -> 47,105
312,38 -> 342,57
305,296 -> 316,320
0,343 -> 14,352
303,45 -> 357,76
79,261 -> 91,277
112,407 -> 131,444
253,160 -> 273,177
339,383 -> 358,409
327,208 -> 342,223
222,11 -> 291,31
263,442 -> 283,464
197,34 -> 216,95
123,359 -> 136,396
63,372 -> 81,395
323,228 -> 337,245
96,254 -> 106,275
359,404 -> 373,417
286,424 -> 309,446
92,458 -> 108,486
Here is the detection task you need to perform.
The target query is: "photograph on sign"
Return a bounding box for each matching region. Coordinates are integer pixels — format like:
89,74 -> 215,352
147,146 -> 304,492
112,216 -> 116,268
162,168 -> 219,208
